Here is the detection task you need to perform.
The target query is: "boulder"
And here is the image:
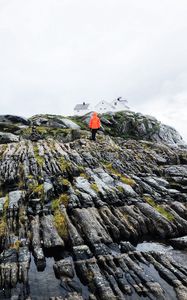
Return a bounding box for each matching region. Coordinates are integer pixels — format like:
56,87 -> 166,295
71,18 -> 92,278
170,236 -> 187,250
0,132 -> 19,143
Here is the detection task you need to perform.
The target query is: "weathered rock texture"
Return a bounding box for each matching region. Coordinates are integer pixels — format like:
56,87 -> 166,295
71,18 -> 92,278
0,112 -> 187,299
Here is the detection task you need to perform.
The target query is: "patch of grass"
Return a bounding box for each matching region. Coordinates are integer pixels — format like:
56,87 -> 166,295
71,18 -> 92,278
103,163 -> 135,186
0,144 -> 7,160
79,173 -> 89,180
144,196 -> 174,221
0,219 -> 6,238
21,127 -> 33,136
117,186 -> 124,193
58,157 -> 72,172
36,126 -> 48,135
53,211 -> 68,240
27,175 -> 34,180
10,240 -> 21,251
33,184 -> 44,198
120,176 -> 136,186
4,195 -> 9,211
58,178 -> 71,187
33,145 -> 45,167
0,194 -> 9,238
19,206 -> 27,225
28,183 -> 44,200
52,193 -> 69,210
90,183 -> 99,193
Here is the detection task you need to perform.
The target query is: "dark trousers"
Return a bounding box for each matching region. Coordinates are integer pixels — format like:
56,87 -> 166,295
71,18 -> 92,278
91,129 -> 98,141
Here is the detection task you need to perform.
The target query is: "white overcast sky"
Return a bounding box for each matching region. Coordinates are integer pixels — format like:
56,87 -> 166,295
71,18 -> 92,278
0,0 -> 187,141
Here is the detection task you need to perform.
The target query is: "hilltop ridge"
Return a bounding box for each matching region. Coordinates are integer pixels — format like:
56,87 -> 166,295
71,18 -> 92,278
0,111 -> 186,146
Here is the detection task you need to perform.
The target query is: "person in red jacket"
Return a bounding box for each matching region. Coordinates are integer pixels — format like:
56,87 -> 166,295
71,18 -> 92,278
89,112 -> 101,141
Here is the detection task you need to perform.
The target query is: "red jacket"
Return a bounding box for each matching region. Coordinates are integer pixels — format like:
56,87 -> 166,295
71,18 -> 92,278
89,112 -> 101,129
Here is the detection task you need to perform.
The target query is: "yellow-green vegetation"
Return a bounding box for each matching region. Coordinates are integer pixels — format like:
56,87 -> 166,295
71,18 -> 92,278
35,126 -> 48,135
27,174 -> 34,180
52,193 -> 69,210
19,206 -> 27,225
21,127 -> 32,136
0,194 -> 9,238
58,157 -> 72,172
39,127 -> 72,139
0,144 -> 7,159
50,128 -> 72,138
144,196 -> 174,221
18,164 -> 25,189
91,183 -> 99,193
32,184 -> 44,198
78,165 -> 85,173
120,176 -> 136,186
117,186 -> 124,193
58,178 -> 71,187
33,145 -> 45,167
10,240 -> 21,251
28,181 -> 45,200
79,173 -> 89,179
97,135 -> 105,142
0,219 -> 6,238
85,269 -> 94,282
20,125 -> 73,139
103,163 -> 136,186
4,195 -> 9,211
53,210 -> 69,240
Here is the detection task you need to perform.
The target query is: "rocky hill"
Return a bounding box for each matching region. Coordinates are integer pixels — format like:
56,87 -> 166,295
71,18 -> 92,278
0,111 -> 187,300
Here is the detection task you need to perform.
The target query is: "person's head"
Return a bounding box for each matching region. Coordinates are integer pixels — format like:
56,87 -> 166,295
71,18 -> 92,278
93,111 -> 97,117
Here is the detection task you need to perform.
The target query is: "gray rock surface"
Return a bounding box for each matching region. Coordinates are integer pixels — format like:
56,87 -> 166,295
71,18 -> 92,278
0,112 -> 187,299
0,132 -> 19,143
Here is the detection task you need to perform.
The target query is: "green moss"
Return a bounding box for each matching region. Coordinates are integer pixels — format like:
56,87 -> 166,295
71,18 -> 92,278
19,124 -> 74,140
53,211 -> 68,240
33,184 -> 44,197
144,196 -> 174,221
61,178 -> 70,187
97,135 -> 105,142
0,194 -> 9,238
4,195 -> 9,211
21,127 -> 32,136
58,157 -> 72,172
28,181 -> 37,191
28,183 -> 44,200
10,240 -> 21,251
103,163 -> 117,173
52,193 -> 69,210
36,126 -> 48,134
19,206 -> 27,225
0,122 -> 21,133
0,219 -> 6,238
120,176 -> 136,186
117,186 -> 124,193
33,145 -> 45,167
103,163 -> 135,186
0,144 -> 7,159
50,128 -> 72,138
91,183 -> 99,193
79,173 -> 89,179
78,165 -> 85,173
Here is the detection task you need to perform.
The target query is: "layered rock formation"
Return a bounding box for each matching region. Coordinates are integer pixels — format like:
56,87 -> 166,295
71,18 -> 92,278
0,112 -> 187,300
